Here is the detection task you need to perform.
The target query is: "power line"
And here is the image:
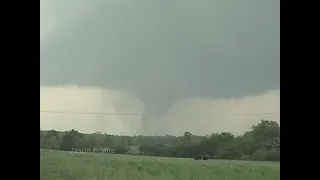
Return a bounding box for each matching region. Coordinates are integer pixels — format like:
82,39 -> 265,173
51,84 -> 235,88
40,110 -> 279,116
40,110 -> 141,116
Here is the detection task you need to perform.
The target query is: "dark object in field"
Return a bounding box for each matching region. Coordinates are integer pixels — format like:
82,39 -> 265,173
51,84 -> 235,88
194,155 -> 201,160
194,155 -> 209,160
202,155 -> 208,160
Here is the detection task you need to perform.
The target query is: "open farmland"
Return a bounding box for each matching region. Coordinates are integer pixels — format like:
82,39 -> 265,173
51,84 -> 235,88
40,150 -> 280,180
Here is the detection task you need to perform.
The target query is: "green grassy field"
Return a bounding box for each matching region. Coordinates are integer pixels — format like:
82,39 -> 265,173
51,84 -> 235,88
40,150 -> 280,180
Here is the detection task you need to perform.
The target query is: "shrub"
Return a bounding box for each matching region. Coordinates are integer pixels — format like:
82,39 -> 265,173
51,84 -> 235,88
194,155 -> 201,160
202,155 -> 208,160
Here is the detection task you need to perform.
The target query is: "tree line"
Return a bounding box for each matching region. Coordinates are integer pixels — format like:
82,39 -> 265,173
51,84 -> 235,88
40,119 -> 280,161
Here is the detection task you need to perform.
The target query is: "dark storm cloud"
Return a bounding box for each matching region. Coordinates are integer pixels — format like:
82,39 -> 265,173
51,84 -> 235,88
40,0 -> 279,133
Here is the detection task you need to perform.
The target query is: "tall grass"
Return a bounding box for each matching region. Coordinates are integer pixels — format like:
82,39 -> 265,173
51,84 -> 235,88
40,150 -> 280,180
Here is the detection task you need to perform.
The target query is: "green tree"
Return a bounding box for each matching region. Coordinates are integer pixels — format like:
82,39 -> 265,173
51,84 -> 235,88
60,129 -> 84,150
40,119 -> 280,161
42,129 -> 60,149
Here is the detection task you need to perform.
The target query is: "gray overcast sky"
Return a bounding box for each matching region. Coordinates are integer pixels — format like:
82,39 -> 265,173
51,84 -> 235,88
40,0 -> 280,135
